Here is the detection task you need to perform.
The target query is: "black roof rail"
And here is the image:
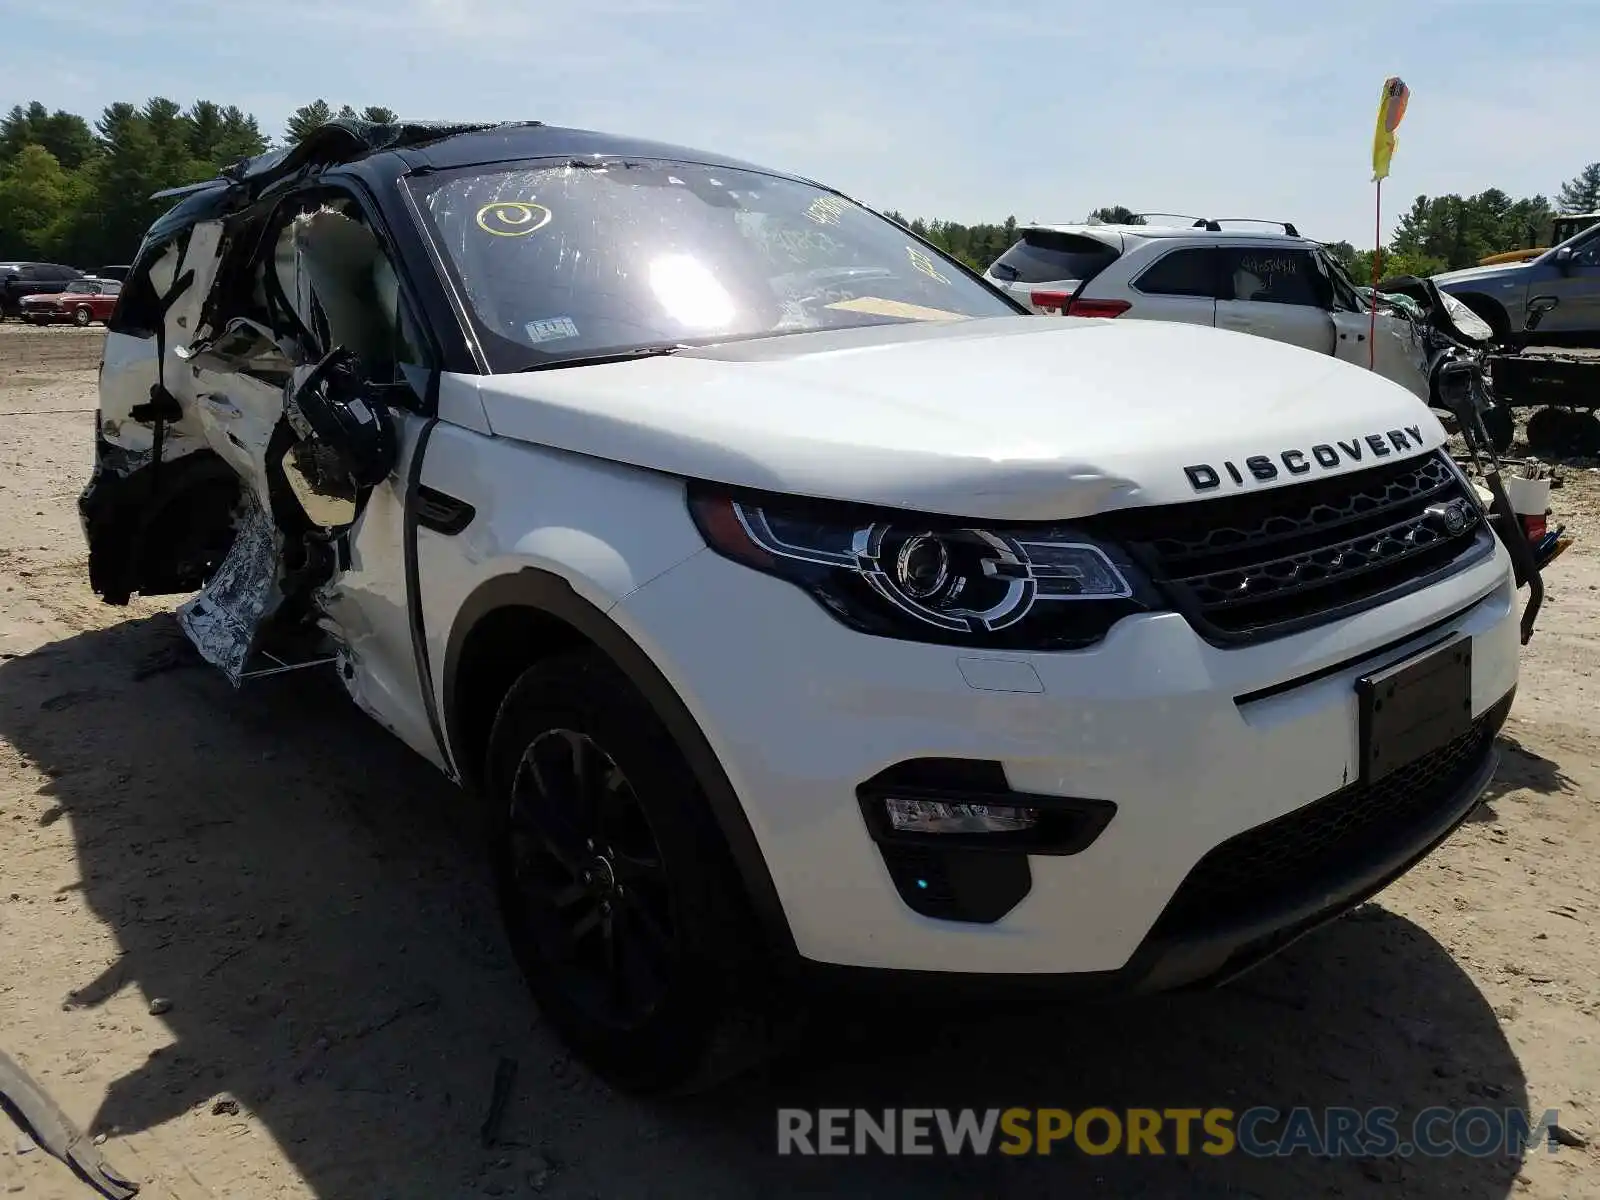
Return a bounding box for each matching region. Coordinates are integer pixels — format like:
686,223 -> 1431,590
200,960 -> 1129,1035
1209,217 -> 1302,237
1133,211 -> 1222,231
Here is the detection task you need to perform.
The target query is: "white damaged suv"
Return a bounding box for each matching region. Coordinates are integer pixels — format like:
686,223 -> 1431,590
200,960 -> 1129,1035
82,120 -> 1520,1092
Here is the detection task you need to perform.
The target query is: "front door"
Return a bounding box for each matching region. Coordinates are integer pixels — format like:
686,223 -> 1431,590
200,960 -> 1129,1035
236,187 -> 443,764
1321,252 -> 1429,400
87,182 -> 446,769
1213,244 -> 1336,355
1536,232 -> 1600,337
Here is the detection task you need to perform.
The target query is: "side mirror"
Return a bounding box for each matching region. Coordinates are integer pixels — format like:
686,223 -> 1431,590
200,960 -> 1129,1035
283,441 -> 361,529
1555,246 -> 1575,271
280,347 -> 398,531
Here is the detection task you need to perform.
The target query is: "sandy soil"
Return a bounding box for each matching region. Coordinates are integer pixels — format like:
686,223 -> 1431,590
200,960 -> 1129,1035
0,323 -> 1596,1199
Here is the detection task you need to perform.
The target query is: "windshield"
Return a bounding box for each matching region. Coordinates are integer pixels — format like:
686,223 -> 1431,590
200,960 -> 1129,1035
407,160 -> 1017,370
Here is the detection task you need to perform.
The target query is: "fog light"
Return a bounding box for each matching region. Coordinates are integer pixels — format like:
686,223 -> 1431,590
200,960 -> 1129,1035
882,797 -> 1039,835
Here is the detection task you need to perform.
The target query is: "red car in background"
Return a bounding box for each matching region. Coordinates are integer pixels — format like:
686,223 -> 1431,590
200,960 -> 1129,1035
20,278 -> 121,326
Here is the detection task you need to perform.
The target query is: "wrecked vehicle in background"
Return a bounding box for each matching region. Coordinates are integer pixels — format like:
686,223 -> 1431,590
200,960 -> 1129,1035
82,119 -> 1529,1095
1432,217 -> 1600,347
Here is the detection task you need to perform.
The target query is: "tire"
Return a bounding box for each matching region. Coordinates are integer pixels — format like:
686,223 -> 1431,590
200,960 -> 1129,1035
1525,406 -> 1600,458
485,648 -> 779,1094
72,306 -> 93,327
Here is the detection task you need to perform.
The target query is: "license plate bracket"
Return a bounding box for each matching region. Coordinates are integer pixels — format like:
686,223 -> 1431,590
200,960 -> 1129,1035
1357,634 -> 1474,784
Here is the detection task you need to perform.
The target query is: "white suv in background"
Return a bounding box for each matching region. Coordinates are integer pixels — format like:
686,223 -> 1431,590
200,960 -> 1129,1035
984,219 -> 1429,398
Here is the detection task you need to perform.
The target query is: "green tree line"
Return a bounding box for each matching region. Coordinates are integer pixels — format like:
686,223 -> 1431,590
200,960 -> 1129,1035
1334,171 -> 1599,284
2,94 -> 1597,278
0,99 -> 396,266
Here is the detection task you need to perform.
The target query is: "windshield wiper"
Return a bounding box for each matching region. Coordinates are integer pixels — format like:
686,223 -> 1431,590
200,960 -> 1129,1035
517,343 -> 692,372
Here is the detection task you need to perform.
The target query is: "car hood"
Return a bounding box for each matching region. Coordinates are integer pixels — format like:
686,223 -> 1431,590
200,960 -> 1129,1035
469,316 -> 1447,521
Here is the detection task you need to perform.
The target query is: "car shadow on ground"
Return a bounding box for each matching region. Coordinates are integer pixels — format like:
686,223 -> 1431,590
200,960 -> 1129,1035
0,613 -> 1532,1199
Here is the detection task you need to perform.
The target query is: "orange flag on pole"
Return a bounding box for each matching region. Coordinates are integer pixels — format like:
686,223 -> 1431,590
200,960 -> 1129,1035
1371,76 -> 1410,182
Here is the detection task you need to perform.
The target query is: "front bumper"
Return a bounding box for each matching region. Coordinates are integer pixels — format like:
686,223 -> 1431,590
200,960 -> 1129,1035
801,707 -> 1505,999
614,537 -> 1519,979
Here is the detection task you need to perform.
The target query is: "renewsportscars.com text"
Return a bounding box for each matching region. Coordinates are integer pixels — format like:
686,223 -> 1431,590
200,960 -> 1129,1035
776,1106 -> 1568,1158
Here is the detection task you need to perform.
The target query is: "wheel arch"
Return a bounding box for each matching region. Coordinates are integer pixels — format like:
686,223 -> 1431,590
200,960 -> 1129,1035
442,568 -> 797,960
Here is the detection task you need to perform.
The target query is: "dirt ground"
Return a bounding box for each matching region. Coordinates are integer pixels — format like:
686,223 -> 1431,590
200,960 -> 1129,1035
0,323 -> 1596,1200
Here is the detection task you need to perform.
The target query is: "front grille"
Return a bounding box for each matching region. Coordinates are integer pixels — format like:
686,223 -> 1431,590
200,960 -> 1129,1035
1096,451 -> 1487,642
1149,694 -> 1510,943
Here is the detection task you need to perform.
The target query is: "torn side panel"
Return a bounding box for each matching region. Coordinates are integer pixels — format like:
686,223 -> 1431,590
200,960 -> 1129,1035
1330,307 -> 1429,401
91,188 -> 408,691
87,206 -> 317,607
175,490 -> 285,686
1375,313 -> 1429,401
96,218 -> 234,464
187,366 -> 289,514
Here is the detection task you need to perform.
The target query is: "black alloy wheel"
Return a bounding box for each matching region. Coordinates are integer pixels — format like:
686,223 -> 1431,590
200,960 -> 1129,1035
506,727 -> 675,1030
485,649 -> 782,1093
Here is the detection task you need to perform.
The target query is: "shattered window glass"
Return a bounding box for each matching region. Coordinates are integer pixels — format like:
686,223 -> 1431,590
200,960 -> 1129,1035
407,161 -> 1014,370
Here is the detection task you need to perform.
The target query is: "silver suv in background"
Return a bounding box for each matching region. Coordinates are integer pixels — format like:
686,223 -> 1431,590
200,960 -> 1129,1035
1432,220 -> 1600,346
983,219 -> 1428,398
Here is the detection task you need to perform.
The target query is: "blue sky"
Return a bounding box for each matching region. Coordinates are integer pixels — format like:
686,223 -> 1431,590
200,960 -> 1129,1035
4,0 -> 1597,244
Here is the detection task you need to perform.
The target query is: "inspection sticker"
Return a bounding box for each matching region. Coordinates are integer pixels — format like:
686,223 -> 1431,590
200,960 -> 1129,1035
526,317 -> 580,344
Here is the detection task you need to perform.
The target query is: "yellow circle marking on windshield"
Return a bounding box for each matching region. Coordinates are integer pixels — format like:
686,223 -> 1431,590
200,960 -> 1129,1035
476,201 -> 553,237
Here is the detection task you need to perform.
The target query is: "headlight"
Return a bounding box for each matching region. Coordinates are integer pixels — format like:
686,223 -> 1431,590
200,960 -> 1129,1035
689,488 -> 1157,648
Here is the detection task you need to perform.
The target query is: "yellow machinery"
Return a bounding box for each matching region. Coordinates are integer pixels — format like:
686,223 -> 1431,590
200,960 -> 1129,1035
1477,212 -> 1600,266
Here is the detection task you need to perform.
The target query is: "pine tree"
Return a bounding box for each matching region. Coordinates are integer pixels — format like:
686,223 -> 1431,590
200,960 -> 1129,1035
0,102 -> 97,171
286,100 -> 336,143
1557,163 -> 1600,214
